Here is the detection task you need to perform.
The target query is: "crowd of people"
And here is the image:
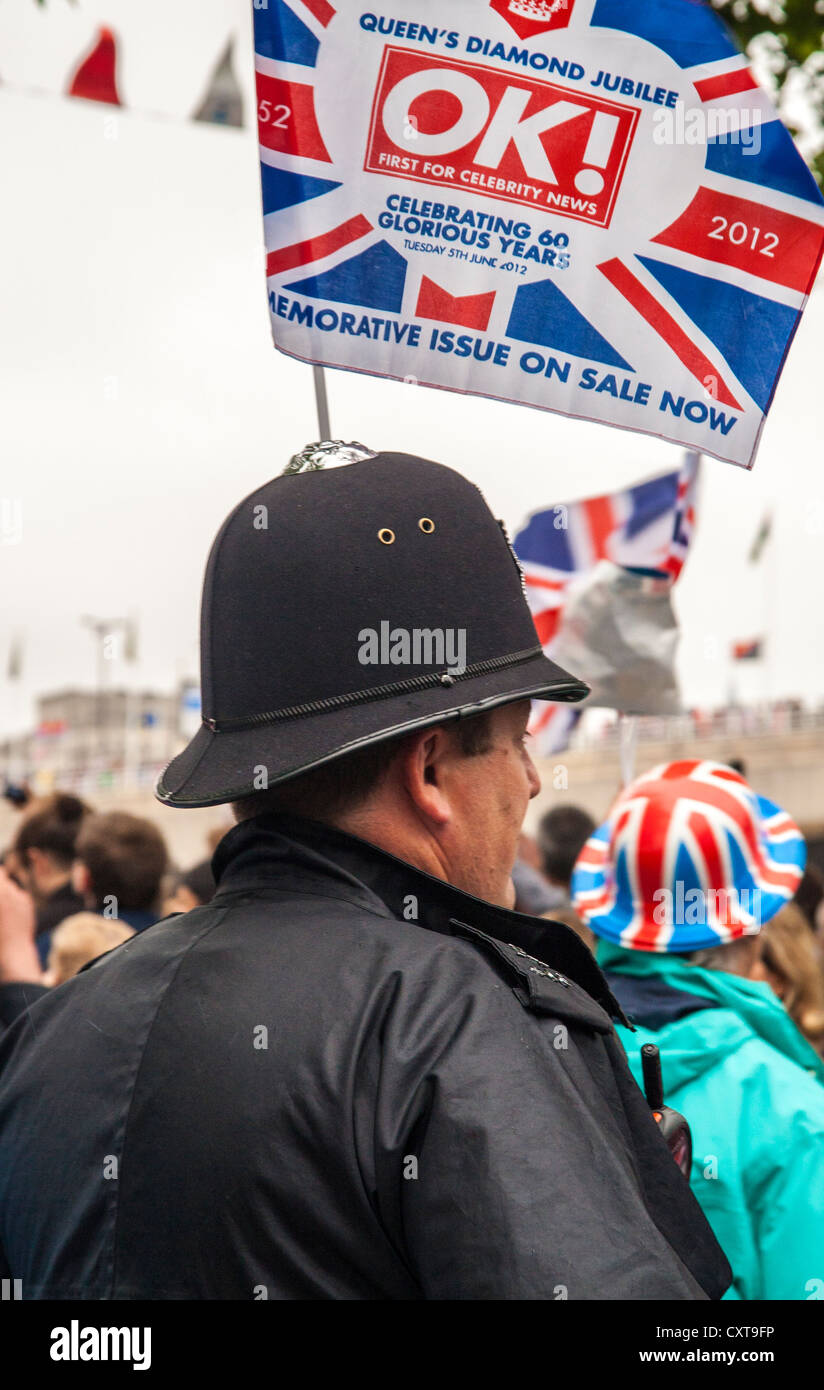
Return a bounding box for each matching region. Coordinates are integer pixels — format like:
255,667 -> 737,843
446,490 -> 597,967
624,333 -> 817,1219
2,749 -> 823,1299
0,790 -> 217,1015
7,780 -> 820,1053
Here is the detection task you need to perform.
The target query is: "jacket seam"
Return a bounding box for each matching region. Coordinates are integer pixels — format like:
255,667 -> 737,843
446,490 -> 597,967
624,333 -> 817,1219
212,882 -> 399,921
105,906 -> 233,1297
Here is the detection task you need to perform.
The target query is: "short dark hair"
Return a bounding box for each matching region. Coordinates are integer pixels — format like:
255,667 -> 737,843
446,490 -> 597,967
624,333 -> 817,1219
180,860 -> 216,906
537,804 -> 596,886
794,864 -> 824,930
233,709 -> 496,825
76,812 -> 169,912
15,793 -> 90,869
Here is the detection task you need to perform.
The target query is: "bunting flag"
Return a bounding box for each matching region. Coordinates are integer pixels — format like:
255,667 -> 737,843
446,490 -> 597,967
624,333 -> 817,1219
514,451 -> 697,750
0,9 -> 244,130
193,38 -> 244,128
254,0 -> 824,469
67,26 -> 121,106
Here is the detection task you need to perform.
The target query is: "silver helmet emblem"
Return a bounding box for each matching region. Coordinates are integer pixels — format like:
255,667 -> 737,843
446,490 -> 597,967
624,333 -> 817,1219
284,441 -> 378,474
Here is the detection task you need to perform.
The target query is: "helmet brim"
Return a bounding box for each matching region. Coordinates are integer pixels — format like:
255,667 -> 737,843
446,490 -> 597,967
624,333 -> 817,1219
157,650 -> 588,809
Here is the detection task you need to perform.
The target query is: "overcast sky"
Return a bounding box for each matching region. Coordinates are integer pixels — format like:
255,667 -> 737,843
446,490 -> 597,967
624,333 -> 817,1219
2,0 -> 824,740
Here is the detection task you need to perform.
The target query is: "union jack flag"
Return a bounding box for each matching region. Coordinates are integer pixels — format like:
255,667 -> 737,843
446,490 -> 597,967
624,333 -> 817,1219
254,0 -> 824,469
571,758 -> 806,952
513,452 -> 698,751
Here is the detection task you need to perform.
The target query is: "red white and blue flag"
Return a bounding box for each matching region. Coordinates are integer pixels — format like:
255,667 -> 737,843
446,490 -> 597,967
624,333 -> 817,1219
515,450 -> 699,646
254,0 -> 824,469
513,451 -> 698,750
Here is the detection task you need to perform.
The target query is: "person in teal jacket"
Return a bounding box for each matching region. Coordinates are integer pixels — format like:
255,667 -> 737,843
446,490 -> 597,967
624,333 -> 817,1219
572,759 -> 824,1301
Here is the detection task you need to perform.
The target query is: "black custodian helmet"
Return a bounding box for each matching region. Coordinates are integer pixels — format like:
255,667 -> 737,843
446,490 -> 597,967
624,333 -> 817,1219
157,443 -> 588,808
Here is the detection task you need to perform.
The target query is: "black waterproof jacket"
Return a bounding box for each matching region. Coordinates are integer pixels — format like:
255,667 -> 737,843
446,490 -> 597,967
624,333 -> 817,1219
0,814 -> 730,1300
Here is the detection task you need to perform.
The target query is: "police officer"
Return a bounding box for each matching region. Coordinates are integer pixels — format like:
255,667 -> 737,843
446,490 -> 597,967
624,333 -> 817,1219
0,445 -> 730,1299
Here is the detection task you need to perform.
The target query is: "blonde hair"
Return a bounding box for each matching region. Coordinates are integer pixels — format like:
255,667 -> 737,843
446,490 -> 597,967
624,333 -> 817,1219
44,913 -> 134,987
761,903 -> 824,1051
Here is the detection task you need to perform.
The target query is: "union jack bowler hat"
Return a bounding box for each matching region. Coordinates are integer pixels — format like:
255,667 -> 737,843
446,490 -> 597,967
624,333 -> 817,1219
571,760 -> 806,952
156,444 -> 589,808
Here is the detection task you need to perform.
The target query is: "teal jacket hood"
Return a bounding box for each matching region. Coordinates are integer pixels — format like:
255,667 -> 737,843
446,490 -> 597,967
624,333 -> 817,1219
598,938 -> 824,1089
598,939 -> 824,1301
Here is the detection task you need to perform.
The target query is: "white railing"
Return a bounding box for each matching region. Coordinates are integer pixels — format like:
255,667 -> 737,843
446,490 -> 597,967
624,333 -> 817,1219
574,704 -> 824,749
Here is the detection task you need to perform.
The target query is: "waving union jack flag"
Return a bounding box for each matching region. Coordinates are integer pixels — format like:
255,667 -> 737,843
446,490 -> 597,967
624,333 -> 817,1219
513,452 -> 698,750
254,0 -> 824,469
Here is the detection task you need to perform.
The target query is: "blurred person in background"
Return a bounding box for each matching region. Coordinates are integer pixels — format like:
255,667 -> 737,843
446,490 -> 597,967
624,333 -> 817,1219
42,914 -> 134,989
73,811 -> 168,933
0,878 -> 135,1035
572,759 -> 824,1301
2,783 -> 32,813
761,901 -> 824,1055
12,794 -> 89,965
511,857 -> 566,916
0,867 -> 42,1034
511,829 -> 567,915
515,830 -> 541,873
161,860 -> 216,917
794,862 -> 824,935
537,804 -> 596,906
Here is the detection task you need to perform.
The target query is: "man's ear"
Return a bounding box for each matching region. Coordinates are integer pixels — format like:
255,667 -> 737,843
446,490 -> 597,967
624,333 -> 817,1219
25,846 -> 47,884
398,726 -> 455,829
72,860 -> 91,900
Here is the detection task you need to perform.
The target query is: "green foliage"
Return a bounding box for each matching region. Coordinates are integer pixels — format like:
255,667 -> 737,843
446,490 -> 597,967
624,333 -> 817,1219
712,0 -> 823,72
711,0 -> 824,180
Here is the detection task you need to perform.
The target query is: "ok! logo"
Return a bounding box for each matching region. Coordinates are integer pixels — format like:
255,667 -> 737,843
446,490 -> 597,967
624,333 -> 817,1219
364,47 -> 638,228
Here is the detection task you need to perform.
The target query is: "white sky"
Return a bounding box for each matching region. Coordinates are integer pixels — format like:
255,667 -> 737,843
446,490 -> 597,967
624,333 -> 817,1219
1,0 -> 823,739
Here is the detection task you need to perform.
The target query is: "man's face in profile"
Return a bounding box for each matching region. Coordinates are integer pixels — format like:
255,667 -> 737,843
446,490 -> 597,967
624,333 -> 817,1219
445,699 -> 541,909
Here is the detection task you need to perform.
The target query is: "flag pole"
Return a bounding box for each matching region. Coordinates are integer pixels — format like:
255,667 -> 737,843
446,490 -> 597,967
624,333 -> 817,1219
618,713 -> 638,788
313,365 -> 331,441
764,501 -> 777,710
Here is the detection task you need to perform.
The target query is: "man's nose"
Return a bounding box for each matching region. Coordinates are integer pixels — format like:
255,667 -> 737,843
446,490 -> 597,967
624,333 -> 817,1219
526,752 -> 541,800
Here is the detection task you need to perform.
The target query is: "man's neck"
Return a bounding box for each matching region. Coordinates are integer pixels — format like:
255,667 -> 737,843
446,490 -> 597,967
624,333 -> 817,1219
330,806 -> 452,891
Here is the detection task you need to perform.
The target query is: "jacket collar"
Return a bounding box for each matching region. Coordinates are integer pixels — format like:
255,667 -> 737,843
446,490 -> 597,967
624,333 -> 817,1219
212,811 -> 624,1019
604,972 -> 721,1031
